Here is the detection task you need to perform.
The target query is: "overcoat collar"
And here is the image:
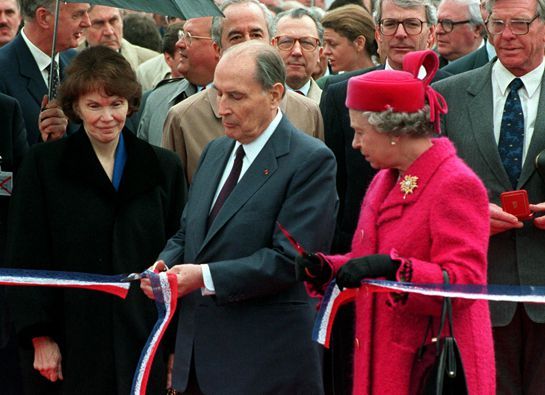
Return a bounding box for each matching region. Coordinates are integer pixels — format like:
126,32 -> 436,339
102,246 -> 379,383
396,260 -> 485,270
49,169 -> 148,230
62,127 -> 163,203
374,138 -> 457,214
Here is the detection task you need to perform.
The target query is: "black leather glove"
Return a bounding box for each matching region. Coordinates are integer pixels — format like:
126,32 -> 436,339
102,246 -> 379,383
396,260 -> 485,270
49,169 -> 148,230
294,253 -> 332,286
336,254 -> 399,289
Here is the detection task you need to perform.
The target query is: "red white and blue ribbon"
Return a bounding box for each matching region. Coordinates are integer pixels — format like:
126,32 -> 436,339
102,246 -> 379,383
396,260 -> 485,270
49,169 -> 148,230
131,270 -> 178,395
312,280 -> 357,348
0,268 -> 179,395
313,279 -> 545,348
0,268 -> 130,298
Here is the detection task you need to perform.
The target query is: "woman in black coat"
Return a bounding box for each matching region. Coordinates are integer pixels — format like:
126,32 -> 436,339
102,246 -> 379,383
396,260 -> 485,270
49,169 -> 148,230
6,46 -> 186,395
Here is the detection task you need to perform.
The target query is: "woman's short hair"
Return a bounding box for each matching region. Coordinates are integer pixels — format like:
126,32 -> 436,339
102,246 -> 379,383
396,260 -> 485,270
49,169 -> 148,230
362,105 -> 435,137
58,46 -> 141,122
321,4 -> 377,57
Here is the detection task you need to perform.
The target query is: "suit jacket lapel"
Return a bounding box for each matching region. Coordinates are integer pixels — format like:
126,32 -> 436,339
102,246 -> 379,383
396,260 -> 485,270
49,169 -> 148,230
467,61 -> 512,189
15,35 -> 46,104
518,70 -> 545,188
191,139 -> 233,252
199,118 -> 291,253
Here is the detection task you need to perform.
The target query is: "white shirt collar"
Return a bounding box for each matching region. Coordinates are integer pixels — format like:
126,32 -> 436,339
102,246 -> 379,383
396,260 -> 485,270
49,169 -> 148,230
234,109 -> 283,163
287,80 -> 311,96
385,58 -> 427,79
21,28 -> 59,73
493,59 -> 544,98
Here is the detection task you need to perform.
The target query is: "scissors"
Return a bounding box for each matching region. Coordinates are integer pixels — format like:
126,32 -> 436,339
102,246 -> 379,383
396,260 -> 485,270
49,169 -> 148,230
121,263 -> 169,282
121,272 -> 146,282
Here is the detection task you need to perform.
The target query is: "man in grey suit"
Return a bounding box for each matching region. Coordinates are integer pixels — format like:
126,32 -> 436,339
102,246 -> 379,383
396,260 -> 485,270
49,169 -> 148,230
142,41 -> 337,395
433,0 -> 545,392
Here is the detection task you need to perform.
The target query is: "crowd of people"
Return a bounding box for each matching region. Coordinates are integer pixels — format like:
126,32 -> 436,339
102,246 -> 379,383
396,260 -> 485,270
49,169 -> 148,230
0,0 -> 543,394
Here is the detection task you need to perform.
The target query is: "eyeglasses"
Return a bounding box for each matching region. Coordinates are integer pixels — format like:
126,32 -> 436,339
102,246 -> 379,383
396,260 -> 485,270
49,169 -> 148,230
379,18 -> 427,36
273,36 -> 320,51
438,19 -> 471,33
177,30 -> 213,46
485,14 -> 540,35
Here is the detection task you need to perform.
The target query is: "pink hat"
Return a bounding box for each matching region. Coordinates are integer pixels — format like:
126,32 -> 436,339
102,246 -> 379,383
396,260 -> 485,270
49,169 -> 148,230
345,50 -> 447,134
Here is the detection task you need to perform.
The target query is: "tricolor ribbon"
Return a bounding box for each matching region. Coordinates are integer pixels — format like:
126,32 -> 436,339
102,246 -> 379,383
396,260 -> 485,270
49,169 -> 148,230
0,268 -> 178,395
131,270 -> 178,395
0,268 -> 130,298
313,279 -> 545,348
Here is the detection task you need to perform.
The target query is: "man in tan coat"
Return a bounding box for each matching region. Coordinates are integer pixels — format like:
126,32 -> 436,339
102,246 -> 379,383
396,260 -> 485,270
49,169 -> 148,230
162,0 -> 324,182
80,6 -> 158,70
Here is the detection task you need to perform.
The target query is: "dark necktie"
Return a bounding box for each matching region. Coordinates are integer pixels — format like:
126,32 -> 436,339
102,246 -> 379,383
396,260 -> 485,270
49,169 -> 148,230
498,78 -> 524,189
207,145 -> 245,228
47,59 -> 60,99
295,90 -> 304,95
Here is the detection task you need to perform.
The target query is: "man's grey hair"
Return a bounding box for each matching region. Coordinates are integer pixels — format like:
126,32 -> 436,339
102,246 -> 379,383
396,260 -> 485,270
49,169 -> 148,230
440,0 -> 483,25
272,8 -> 324,44
486,0 -> 545,21
222,41 -> 286,96
211,0 -> 274,49
19,0 -> 55,19
373,0 -> 438,25
361,106 -> 435,137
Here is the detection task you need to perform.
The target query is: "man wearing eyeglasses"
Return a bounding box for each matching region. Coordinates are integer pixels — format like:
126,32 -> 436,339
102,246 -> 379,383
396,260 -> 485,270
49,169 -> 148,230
162,0 -> 324,183
436,0 -> 484,65
136,16 -> 219,146
271,8 -> 323,103
434,0 -> 545,392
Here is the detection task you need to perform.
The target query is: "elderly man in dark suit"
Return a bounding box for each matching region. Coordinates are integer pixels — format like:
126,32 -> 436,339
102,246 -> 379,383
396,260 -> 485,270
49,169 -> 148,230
142,41 -> 338,395
0,0 -> 90,145
434,0 -> 545,392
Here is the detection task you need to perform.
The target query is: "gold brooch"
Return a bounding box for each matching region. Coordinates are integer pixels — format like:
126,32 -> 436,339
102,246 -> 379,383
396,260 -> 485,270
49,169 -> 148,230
400,175 -> 418,199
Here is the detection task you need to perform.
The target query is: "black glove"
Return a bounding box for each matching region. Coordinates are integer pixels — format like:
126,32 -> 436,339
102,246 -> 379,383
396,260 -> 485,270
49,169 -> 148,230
336,254 -> 399,289
294,253 -> 332,286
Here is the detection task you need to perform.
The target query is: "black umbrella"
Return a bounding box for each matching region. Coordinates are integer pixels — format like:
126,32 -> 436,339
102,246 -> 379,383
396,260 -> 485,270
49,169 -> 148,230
47,0 -> 223,98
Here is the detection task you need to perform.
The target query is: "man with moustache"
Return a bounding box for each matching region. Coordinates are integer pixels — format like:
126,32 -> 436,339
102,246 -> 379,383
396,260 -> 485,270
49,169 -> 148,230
162,0 -> 324,183
0,0 -> 91,145
141,41 -> 336,395
137,16 -> 218,146
80,6 -> 158,71
0,0 -> 21,47
271,7 -> 323,103
434,0 -> 545,391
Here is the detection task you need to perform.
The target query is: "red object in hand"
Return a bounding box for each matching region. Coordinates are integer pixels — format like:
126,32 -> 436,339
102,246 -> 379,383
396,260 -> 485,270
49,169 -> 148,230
501,190 -> 533,220
276,222 -> 307,255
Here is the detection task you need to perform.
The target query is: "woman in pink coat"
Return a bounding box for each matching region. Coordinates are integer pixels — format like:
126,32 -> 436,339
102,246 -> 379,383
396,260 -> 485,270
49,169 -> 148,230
296,50 -> 495,394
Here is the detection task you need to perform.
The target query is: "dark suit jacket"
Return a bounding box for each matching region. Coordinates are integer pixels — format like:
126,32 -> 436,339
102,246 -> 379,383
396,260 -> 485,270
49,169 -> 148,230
6,129 -> 185,393
159,116 -> 338,395
0,34 -> 77,146
441,45 -> 491,75
320,64 -> 451,252
0,93 -> 28,349
433,60 -> 545,326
